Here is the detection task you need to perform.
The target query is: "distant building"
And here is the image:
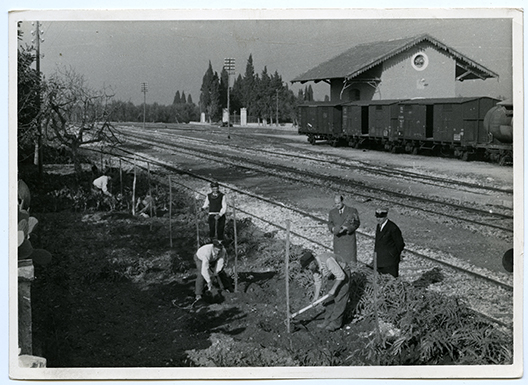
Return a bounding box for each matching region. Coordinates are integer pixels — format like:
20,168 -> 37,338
291,34 -> 498,102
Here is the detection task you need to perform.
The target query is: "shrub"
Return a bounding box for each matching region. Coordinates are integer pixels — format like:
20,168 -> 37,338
352,272 -> 512,365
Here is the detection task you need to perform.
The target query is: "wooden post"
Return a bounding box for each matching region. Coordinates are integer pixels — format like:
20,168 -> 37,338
119,159 -> 123,197
194,195 -> 200,250
285,219 -> 291,334
373,251 -> 381,365
148,162 -> 153,230
100,147 -> 104,173
169,175 -> 172,248
214,216 -> 218,240
132,158 -> 136,216
232,193 -> 238,293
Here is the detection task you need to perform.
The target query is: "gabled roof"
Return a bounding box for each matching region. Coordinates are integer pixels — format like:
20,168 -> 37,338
291,34 -> 499,84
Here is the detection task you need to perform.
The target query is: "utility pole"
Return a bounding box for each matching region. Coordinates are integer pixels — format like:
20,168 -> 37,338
276,89 -> 279,127
224,58 -> 235,139
32,21 -> 44,178
141,82 -> 148,130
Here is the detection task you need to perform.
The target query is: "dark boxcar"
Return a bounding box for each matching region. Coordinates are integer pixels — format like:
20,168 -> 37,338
298,102 -> 343,146
398,97 -> 499,156
343,100 -> 403,150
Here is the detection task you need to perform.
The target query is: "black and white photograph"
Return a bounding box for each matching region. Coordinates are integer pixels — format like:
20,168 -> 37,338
7,4 -> 524,382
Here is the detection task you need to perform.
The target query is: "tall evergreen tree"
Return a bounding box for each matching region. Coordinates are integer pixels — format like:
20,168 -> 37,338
256,66 -> 271,122
242,54 -> 256,117
181,91 -> 186,104
187,94 -> 193,104
219,67 -> 229,111
173,90 -> 181,105
199,61 -> 216,121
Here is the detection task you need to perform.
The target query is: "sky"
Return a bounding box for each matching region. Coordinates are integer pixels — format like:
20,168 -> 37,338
4,2 -> 526,385
14,12 -> 515,106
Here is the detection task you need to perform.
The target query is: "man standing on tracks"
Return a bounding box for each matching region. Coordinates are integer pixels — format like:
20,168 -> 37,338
300,250 -> 350,331
328,195 -> 360,274
194,240 -> 227,301
202,181 -> 227,241
373,208 -> 405,278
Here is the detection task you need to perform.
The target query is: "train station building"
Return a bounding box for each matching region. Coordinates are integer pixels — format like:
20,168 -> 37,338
291,34 -> 499,102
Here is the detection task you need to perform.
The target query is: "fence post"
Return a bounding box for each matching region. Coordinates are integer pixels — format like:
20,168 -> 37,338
132,157 -> 136,216
148,162 -> 153,230
194,195 -> 200,250
169,175 -> 172,248
285,219 -> 291,334
373,251 -> 381,365
119,159 -> 123,197
232,193 -> 238,293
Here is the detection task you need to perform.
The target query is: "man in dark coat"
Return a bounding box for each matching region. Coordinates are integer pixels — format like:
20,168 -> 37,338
202,181 -> 227,241
328,195 -> 360,273
373,208 -> 405,278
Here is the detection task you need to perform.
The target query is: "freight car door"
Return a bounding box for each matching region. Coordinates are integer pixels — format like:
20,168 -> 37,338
426,105 -> 434,138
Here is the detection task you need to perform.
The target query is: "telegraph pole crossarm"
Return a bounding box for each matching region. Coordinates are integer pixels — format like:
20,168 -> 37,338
224,58 -> 235,139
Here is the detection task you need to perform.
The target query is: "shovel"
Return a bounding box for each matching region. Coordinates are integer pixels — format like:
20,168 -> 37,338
288,294 -> 332,321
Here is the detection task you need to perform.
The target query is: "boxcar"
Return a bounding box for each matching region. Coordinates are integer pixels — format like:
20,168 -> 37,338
398,97 -> 499,157
343,100 -> 403,150
298,102 -> 343,146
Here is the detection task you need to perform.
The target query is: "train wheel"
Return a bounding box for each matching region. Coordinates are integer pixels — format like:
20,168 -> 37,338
412,147 -> 419,155
461,151 -> 470,162
331,139 -> 339,147
308,136 -> 316,145
499,154 -> 513,166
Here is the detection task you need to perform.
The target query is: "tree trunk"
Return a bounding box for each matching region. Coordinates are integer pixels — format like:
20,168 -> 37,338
71,145 -> 83,177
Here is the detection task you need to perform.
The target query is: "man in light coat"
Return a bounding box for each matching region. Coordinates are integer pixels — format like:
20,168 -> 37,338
300,250 -> 350,331
328,195 -> 360,273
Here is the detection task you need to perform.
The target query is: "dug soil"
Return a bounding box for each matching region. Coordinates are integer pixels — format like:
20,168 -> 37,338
23,160 -> 511,369
27,167 -> 372,368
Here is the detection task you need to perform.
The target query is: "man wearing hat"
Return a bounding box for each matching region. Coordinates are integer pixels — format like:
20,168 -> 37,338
202,181 -> 227,241
373,208 -> 405,278
194,240 -> 227,301
328,195 -> 361,273
300,250 -> 350,331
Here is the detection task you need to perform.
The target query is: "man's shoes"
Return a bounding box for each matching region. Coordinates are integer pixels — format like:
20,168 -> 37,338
316,320 -> 330,329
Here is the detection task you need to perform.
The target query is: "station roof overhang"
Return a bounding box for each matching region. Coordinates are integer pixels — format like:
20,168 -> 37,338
291,34 -> 499,85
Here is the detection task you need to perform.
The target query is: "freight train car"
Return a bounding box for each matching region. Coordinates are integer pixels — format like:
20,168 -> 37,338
298,96 -> 512,164
298,102 -> 343,146
342,100 -> 404,151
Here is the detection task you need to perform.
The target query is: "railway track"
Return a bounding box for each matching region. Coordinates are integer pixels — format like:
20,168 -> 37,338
114,127 -> 514,234
88,142 -> 514,330
122,123 -> 514,195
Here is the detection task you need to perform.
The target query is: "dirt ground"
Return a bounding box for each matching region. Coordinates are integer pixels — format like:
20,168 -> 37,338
23,162 -> 512,370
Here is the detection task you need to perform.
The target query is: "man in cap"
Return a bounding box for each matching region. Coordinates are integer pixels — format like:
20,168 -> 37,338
373,208 -> 405,278
202,181 -> 227,241
300,250 -> 350,331
194,240 -> 227,301
328,195 -> 361,273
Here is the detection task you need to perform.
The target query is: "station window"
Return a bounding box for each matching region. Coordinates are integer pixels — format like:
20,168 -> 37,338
411,52 -> 429,71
